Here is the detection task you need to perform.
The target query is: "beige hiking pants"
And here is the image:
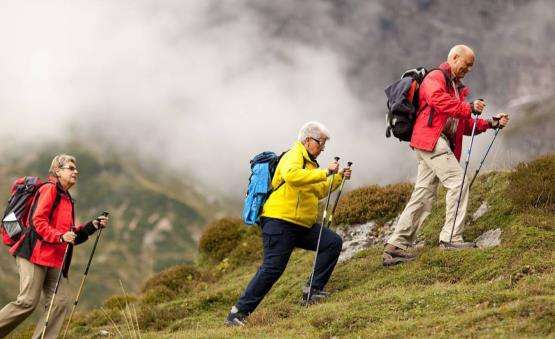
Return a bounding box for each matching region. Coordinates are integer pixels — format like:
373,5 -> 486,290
388,136 -> 469,249
0,257 -> 71,339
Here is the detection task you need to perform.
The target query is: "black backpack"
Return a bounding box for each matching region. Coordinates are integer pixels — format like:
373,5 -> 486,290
1,177 -> 61,246
384,67 -> 450,142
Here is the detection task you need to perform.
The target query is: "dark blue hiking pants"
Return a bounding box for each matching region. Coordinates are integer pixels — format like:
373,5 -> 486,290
235,217 -> 343,314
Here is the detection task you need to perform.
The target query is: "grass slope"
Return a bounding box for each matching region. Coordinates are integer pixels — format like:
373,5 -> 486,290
56,155 -> 555,338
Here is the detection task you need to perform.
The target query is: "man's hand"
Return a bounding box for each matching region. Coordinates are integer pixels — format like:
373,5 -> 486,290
491,113 -> 510,129
327,160 -> 339,176
340,167 -> 352,180
92,215 -> 109,229
471,99 -> 486,115
62,231 -> 77,244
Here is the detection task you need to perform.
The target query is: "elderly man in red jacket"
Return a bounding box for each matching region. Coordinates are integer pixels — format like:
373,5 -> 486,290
384,45 -> 509,266
0,154 -> 109,338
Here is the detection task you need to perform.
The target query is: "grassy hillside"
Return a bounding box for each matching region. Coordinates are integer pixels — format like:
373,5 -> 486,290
0,142 -> 228,311
19,154 -> 555,338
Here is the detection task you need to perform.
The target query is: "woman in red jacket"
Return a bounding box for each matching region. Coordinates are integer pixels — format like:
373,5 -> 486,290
0,154 -> 109,339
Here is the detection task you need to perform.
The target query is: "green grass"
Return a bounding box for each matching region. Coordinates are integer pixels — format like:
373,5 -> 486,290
60,155 -> 555,338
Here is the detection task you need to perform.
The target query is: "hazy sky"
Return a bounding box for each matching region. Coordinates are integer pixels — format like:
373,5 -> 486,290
0,0 -> 552,197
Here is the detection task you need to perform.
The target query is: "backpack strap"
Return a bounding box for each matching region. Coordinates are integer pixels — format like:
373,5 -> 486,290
424,68 -> 451,127
272,153 -> 307,193
27,182 -> 63,236
49,186 -> 63,223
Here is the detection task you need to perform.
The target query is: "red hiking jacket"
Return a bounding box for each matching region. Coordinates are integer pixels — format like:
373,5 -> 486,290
10,178 -> 97,272
410,62 -> 491,160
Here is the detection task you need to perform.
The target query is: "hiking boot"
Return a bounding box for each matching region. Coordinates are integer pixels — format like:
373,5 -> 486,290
383,245 -> 417,267
301,286 -> 330,305
225,306 -> 248,327
439,241 -> 477,250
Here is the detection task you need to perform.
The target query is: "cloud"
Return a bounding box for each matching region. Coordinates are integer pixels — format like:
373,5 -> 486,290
0,0 -> 552,198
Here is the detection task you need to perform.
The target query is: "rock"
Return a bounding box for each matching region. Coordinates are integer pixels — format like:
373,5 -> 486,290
472,201 -> 489,221
336,215 -> 429,263
475,228 -> 501,249
99,330 -> 110,336
336,222 -> 377,263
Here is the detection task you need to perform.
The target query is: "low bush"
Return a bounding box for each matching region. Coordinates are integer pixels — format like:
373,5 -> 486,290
102,294 -> 137,310
198,217 -> 261,265
198,218 -> 246,262
141,285 -> 177,305
333,183 -> 413,225
141,264 -> 200,293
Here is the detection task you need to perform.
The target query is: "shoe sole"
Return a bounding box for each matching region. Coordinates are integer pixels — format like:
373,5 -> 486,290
383,256 -> 416,267
300,297 -> 327,306
224,319 -> 246,327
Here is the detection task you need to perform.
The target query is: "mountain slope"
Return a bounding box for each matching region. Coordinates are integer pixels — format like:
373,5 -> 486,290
61,153 -> 554,338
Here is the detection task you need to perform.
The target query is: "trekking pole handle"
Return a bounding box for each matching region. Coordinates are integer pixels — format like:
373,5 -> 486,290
97,211 -> 109,220
472,98 -> 485,116
95,211 -> 109,226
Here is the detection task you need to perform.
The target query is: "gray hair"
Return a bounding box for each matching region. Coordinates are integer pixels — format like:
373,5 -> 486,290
49,154 -> 77,177
297,121 -> 331,141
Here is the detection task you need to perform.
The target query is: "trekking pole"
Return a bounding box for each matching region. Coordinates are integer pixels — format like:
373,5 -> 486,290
41,237 -> 73,339
328,162 -> 352,227
306,156 -> 339,307
62,211 -> 109,339
469,122 -> 502,189
449,112 -> 479,243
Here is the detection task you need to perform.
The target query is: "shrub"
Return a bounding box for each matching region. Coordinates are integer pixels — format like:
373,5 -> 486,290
507,154 -> 554,211
141,285 -> 177,305
102,294 -> 137,310
333,183 -> 413,225
137,302 -> 191,331
198,217 -> 261,264
141,264 -> 200,293
227,226 -> 262,266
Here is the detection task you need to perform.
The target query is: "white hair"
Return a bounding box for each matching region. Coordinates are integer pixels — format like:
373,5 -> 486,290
297,121 -> 330,141
49,154 -> 76,177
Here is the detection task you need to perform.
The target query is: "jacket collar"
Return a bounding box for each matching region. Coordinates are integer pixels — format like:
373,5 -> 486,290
293,141 -> 319,167
48,176 -> 69,195
440,62 -> 465,89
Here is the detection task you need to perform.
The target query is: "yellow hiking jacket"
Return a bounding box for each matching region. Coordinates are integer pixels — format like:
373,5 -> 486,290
261,141 -> 343,227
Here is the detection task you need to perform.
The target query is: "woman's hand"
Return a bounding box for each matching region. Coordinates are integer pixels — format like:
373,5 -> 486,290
62,231 -> 77,244
92,215 -> 109,229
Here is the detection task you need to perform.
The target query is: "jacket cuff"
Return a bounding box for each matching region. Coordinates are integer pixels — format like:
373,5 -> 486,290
83,221 -> 98,236
51,230 -> 64,244
465,102 -> 474,117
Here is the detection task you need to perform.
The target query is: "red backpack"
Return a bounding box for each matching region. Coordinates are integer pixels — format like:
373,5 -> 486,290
1,177 -> 61,246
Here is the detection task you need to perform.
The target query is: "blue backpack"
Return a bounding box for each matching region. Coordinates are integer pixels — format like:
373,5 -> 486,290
242,152 -> 283,225
242,151 -> 307,225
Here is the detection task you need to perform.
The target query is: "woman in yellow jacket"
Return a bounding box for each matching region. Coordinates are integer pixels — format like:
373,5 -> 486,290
226,121 -> 352,326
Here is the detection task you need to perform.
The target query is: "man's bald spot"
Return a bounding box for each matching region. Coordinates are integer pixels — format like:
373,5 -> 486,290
448,45 -> 475,61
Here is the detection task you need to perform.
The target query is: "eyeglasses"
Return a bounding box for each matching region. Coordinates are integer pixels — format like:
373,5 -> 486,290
310,137 -> 326,147
60,165 -> 78,172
